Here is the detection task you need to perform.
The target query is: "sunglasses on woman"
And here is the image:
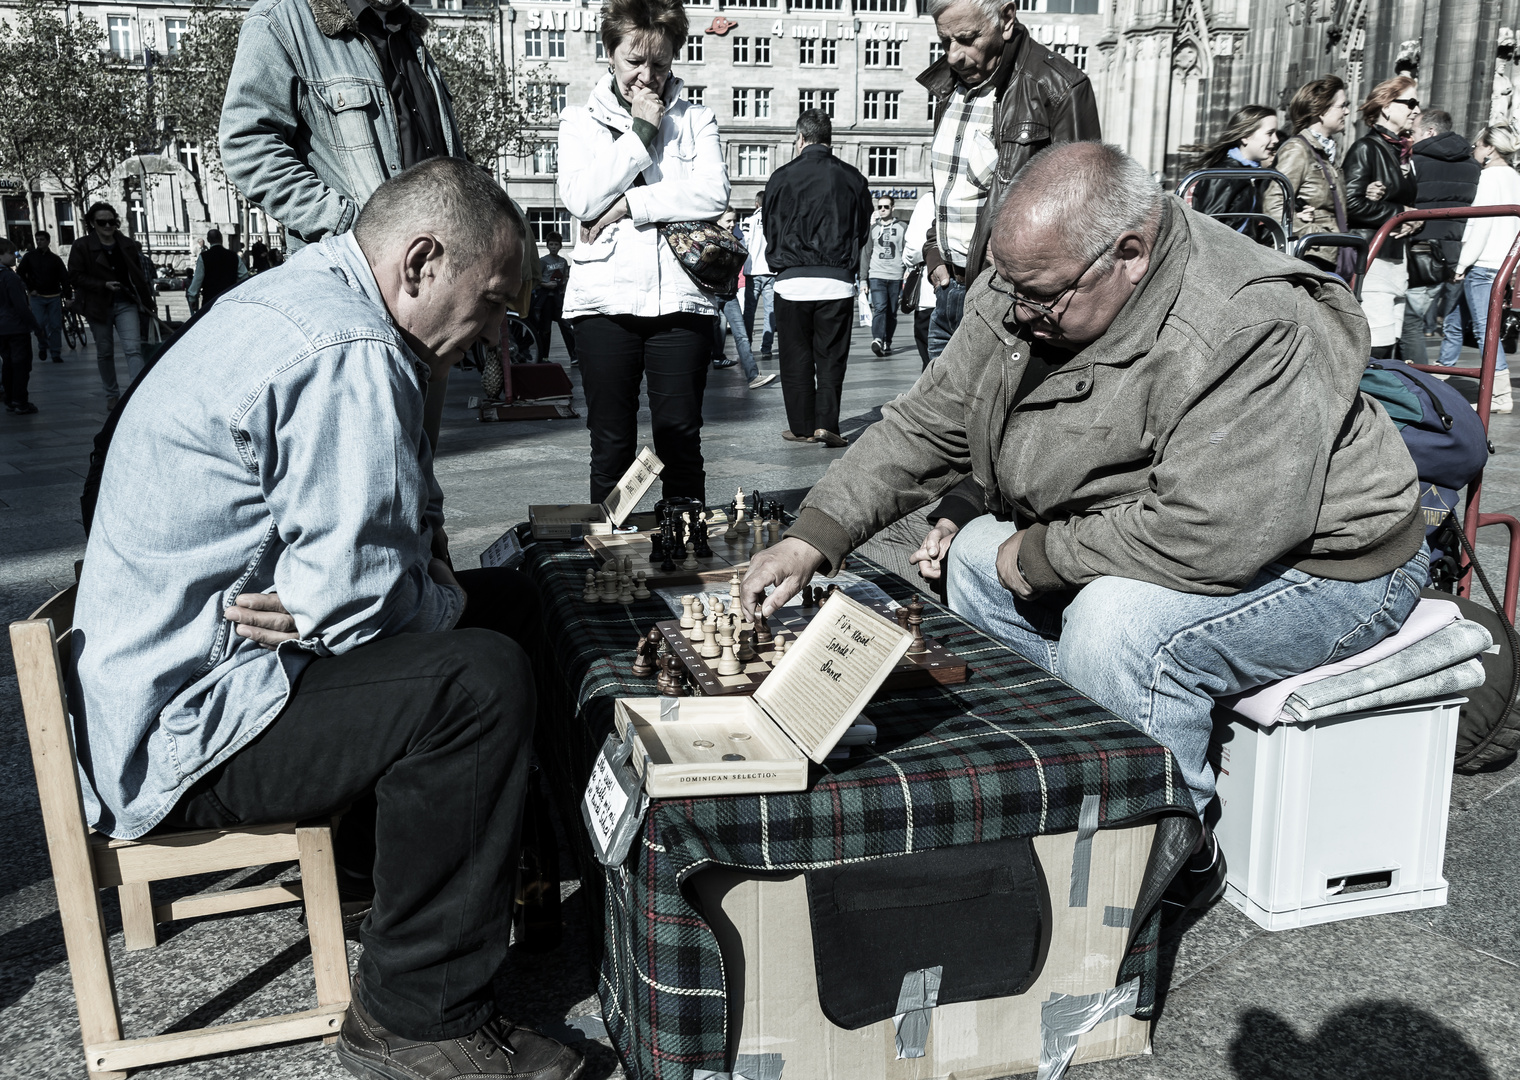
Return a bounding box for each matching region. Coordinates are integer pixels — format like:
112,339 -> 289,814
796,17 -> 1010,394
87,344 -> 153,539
93,217 -> 120,228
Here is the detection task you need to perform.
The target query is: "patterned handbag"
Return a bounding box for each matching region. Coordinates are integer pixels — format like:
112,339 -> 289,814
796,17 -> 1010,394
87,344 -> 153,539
660,220 -> 747,302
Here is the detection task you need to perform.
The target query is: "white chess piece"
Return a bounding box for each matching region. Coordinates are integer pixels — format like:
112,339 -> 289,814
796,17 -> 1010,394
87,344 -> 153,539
633,570 -> 651,600
717,623 -> 741,675
679,594 -> 696,631
583,569 -> 598,603
701,617 -> 720,659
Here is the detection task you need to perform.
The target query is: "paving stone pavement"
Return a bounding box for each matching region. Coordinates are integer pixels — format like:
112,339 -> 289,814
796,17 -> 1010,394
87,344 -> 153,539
2,311 -> 1517,1080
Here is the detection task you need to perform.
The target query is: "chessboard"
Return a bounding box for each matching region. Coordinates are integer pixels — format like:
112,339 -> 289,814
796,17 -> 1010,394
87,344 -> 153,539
586,512 -> 787,588
655,598 -> 968,697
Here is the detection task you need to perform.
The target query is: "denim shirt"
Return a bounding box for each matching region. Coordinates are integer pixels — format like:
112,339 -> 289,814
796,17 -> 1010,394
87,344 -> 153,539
218,0 -> 461,248
68,233 -> 464,839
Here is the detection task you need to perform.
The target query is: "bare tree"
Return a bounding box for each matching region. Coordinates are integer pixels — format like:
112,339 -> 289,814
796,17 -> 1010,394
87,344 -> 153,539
157,0 -> 244,217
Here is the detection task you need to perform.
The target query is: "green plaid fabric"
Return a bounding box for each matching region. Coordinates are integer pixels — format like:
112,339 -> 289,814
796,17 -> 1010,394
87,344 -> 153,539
522,540 -> 1195,1080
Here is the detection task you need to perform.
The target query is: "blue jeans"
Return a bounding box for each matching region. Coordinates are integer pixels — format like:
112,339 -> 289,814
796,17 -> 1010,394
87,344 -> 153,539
89,300 -> 144,396
927,279 -> 966,362
30,295 -> 62,360
1439,267 -> 1509,372
715,297 -> 758,379
746,275 -> 775,353
945,515 -> 1429,814
868,278 -> 901,345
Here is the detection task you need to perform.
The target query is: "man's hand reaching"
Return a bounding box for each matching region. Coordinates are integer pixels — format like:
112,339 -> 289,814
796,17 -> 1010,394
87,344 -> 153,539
740,537 -> 826,620
223,592 -> 299,649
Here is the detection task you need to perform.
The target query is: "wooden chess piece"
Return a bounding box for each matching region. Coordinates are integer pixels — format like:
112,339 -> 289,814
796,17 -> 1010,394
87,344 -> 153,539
894,605 -> 911,631
717,623 -> 740,675
906,599 -> 928,655
679,594 -> 696,632
657,652 -> 685,697
617,574 -> 635,604
701,616 -> 720,659
693,511 -> 713,558
583,569 -> 598,603
737,626 -> 756,664
773,631 -> 789,659
729,571 -> 742,605
751,517 -> 764,552
633,570 -> 651,600
681,522 -> 700,569
631,634 -> 655,677
723,501 -> 740,542
599,569 -> 619,603
801,585 -> 814,610
660,524 -> 677,573
754,611 -> 773,645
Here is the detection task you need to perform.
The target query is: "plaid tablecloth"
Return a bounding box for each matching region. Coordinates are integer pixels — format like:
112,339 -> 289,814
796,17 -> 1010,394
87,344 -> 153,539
521,538 -> 1196,1080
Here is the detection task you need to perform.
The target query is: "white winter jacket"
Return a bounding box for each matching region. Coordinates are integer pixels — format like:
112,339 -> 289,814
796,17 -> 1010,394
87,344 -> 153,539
559,74 -> 730,319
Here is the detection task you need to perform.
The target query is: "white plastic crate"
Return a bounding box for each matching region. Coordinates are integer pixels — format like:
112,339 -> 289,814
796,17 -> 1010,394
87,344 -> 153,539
1213,696 -> 1461,931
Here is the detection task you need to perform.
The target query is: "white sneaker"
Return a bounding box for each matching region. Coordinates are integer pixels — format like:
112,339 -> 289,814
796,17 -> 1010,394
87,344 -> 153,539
1493,385 -> 1513,414
748,373 -> 778,389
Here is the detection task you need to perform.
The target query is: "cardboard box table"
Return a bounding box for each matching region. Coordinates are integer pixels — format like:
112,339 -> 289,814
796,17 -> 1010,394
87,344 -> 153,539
515,542 -> 1200,1080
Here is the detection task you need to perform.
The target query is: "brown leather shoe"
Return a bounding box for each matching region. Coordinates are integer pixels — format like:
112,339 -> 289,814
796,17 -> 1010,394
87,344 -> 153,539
781,430 -> 817,443
813,428 -> 848,448
336,994 -> 585,1080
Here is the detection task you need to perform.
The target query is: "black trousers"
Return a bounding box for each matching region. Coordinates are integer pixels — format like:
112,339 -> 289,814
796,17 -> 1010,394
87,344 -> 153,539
573,312 -> 712,505
1,332 -> 32,406
160,568 -> 541,1042
774,295 -> 853,437
914,308 -> 932,369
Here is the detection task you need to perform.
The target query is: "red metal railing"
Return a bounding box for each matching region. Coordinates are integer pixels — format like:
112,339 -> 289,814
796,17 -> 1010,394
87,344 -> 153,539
1359,206 -> 1520,619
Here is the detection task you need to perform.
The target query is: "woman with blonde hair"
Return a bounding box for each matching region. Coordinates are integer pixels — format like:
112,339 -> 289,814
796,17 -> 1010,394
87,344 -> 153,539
1439,124 -> 1520,412
1344,75 -> 1424,357
1265,76 -> 1354,274
558,0 -> 730,504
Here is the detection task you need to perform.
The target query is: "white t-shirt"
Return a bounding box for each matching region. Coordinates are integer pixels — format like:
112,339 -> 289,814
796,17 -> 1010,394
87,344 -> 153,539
774,276 -> 856,301
1460,165 -> 1520,272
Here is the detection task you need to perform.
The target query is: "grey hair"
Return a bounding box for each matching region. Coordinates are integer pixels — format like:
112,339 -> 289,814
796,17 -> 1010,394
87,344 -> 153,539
797,108 -> 832,145
1478,124 -> 1520,160
997,142 -> 1163,271
926,0 -> 1012,26
354,157 -> 526,269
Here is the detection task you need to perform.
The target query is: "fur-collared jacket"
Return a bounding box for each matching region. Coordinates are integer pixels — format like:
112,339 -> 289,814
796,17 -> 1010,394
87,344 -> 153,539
218,0 -> 463,248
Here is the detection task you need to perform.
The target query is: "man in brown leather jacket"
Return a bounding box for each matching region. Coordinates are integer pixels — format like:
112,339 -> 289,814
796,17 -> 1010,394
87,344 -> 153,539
919,0 -> 1099,361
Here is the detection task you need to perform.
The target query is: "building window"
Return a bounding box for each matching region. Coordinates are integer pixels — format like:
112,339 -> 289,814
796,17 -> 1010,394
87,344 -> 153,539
754,37 -> 771,63
725,0 -> 778,7
736,145 -> 772,177
799,88 -> 836,118
929,40 -> 945,64
927,96 -> 936,121
1054,43 -> 1089,69
108,15 -> 135,59
863,39 -> 901,67
753,88 -> 771,118
529,82 -> 568,113
867,146 -> 899,178
547,30 -> 566,58
857,0 -> 907,9
177,141 -> 200,175
684,35 -> 704,61
685,84 -> 705,106
791,0 -> 842,8
1017,0 -> 1040,8
523,29 -> 543,58
799,38 -> 836,65
595,37 -> 606,60
164,17 -> 186,54
532,144 -> 558,173
861,90 -> 900,121
733,87 -> 750,117
733,37 -> 749,63
54,199 -> 76,245
528,208 -> 574,245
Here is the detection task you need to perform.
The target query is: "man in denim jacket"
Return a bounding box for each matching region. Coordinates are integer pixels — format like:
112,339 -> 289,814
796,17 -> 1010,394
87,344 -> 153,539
69,161 -> 583,1080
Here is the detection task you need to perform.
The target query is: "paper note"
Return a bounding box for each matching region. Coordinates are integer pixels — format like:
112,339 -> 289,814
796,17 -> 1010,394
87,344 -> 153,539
583,750 -> 630,855
478,528 -> 524,569
603,446 -> 664,525
756,592 -> 913,761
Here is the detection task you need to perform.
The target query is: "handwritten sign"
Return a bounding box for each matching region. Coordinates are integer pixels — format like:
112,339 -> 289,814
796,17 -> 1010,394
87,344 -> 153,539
583,751 -> 629,857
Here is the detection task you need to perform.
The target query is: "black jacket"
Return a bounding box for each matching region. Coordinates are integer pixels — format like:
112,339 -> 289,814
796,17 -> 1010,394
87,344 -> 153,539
17,247 -> 70,297
199,245 -> 241,307
1344,128 -> 1418,261
762,143 -> 872,283
68,231 -> 150,323
1411,131 -> 1481,263
1192,164 -> 1279,247
918,27 -> 1100,278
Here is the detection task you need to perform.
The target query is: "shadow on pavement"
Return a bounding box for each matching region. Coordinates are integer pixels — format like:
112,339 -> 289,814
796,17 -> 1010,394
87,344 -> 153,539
1228,1001 -> 1495,1079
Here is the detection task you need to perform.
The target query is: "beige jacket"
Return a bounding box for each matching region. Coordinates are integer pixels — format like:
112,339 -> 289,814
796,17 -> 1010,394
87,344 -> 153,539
1264,135 -> 1350,265
788,197 -> 1422,596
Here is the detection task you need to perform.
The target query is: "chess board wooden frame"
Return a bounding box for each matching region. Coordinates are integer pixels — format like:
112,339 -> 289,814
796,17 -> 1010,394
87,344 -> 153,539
656,604 -> 968,697
586,512 -> 783,588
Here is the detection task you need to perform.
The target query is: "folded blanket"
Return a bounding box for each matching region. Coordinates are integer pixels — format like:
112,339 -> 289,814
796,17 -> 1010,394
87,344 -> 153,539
1288,657 -> 1487,723
1224,615 -> 1491,727
1223,598 -> 1463,726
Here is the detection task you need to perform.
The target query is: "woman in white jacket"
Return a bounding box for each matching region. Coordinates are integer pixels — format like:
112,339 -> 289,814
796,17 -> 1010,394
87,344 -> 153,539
1438,124 -> 1520,414
559,0 -> 730,503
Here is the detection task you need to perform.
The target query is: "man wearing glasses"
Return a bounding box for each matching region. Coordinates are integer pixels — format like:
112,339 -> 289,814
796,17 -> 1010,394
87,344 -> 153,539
745,142 -> 1427,917
867,195 -> 908,356
67,202 -> 151,410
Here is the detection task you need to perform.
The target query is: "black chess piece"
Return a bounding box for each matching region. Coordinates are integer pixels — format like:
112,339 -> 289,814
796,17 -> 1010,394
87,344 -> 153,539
693,510 -> 713,558
660,518 -> 677,573
631,633 -> 654,678
657,651 -> 686,697
907,599 -> 928,655
754,611 -> 773,645
650,507 -> 666,562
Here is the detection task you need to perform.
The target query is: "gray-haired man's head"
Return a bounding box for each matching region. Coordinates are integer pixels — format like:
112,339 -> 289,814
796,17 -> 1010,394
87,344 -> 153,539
988,142 -> 1163,349
927,0 -> 1018,89
354,157 -> 526,368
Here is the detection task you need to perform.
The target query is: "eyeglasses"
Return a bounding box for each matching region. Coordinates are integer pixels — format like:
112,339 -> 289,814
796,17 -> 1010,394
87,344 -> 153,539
1392,98 -> 1420,110
987,244 -> 1110,322
93,218 -> 119,228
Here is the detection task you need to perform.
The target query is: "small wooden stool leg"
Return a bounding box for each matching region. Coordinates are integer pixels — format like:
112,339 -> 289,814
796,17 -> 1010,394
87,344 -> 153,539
119,882 -> 157,951
296,824 -> 351,1045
